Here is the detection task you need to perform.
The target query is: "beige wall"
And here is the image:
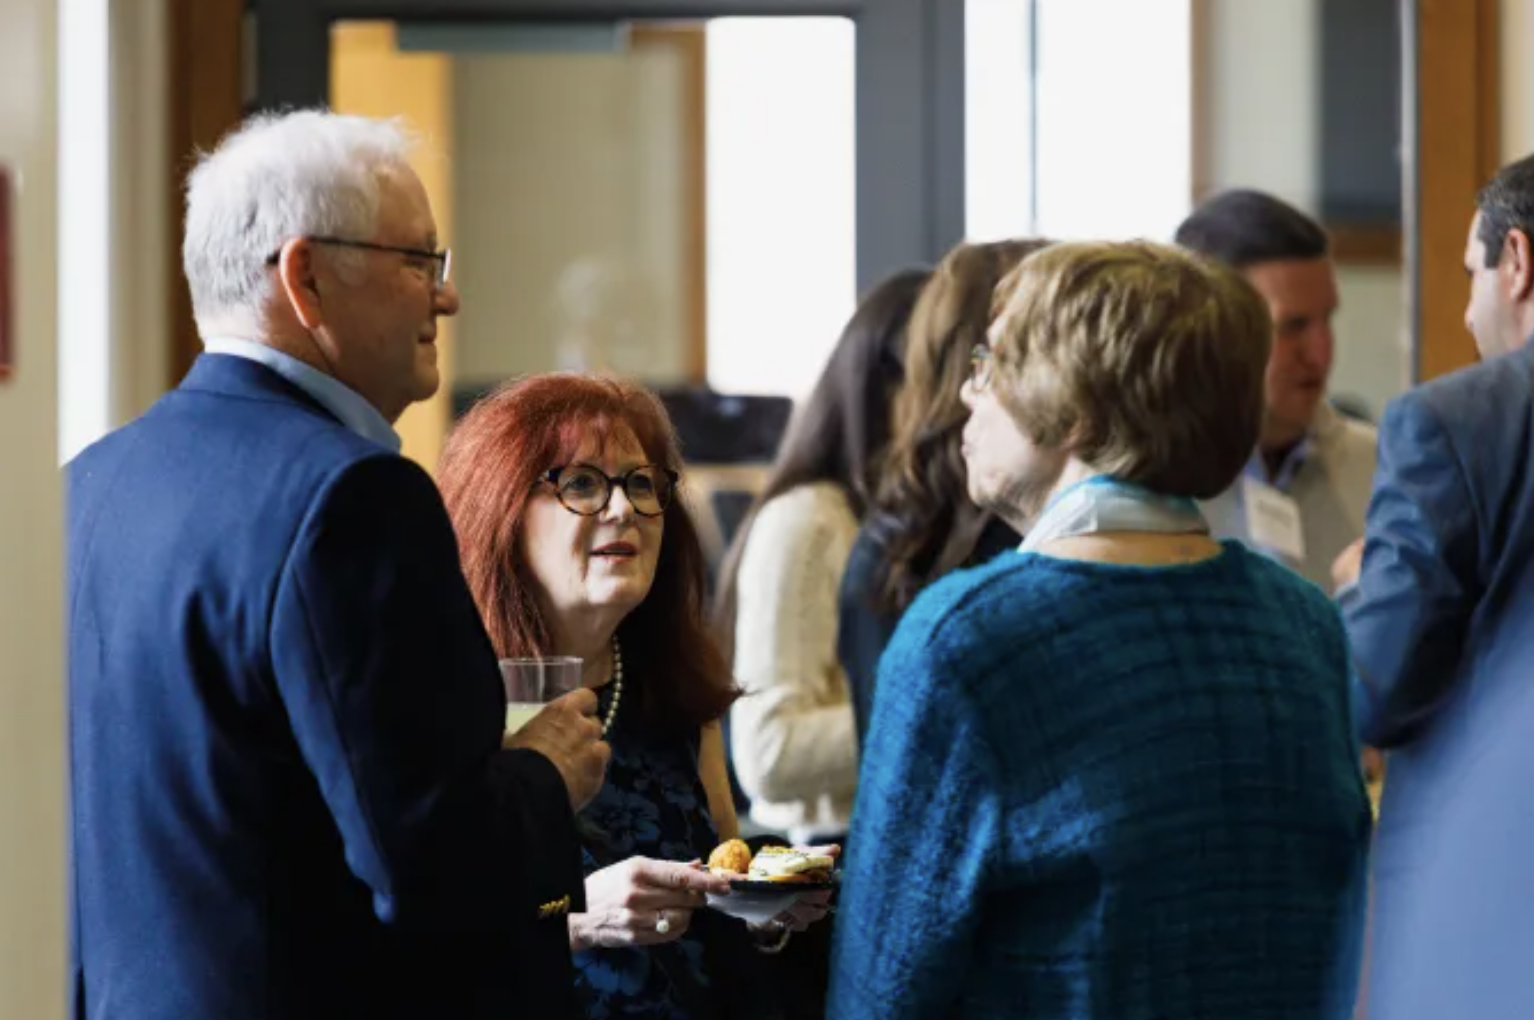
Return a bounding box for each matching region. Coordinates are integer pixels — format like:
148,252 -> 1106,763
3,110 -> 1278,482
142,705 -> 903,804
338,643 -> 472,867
1504,0 -> 1534,160
1201,0 -> 1320,207
0,0 -> 67,1012
113,0 -> 170,421
1200,0 -> 1409,420
451,45 -> 691,389
331,22 -> 456,475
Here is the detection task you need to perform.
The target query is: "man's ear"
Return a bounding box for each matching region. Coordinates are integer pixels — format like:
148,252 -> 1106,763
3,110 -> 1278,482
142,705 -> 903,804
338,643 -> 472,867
1501,228 -> 1534,304
276,239 -> 325,330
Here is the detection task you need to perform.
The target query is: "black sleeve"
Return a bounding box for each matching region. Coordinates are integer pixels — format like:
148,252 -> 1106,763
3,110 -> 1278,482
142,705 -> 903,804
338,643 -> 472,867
269,453 -> 585,932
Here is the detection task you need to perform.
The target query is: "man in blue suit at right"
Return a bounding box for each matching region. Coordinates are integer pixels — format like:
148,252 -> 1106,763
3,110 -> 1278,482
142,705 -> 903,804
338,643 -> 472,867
68,110 -> 615,1018
1335,152 -> 1534,1018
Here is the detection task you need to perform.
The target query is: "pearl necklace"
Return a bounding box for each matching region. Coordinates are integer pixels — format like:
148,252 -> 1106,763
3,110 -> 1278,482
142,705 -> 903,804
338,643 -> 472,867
601,634 -> 624,737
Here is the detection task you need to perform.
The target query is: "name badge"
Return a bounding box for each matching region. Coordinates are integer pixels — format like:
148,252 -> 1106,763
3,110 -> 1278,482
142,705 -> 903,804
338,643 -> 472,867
1242,477 -> 1306,562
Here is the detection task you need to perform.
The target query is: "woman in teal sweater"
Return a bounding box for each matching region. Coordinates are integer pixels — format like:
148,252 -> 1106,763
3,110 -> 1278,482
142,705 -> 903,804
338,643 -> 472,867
828,241 -> 1371,1019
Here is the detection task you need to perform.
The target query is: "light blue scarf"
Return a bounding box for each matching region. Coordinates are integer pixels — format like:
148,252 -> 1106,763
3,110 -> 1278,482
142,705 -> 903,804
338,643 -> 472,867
1020,475 -> 1208,552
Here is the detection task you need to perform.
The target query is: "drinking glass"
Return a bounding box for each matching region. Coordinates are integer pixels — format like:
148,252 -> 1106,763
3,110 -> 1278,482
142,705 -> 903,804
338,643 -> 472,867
499,657 -> 584,734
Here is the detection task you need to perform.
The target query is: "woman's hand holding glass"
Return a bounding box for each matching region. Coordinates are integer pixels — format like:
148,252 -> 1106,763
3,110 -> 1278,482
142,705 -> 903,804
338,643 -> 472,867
570,857 -> 732,951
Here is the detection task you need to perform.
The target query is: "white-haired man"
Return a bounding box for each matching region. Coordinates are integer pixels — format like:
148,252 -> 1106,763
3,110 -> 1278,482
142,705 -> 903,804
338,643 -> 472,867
67,110 -> 611,1019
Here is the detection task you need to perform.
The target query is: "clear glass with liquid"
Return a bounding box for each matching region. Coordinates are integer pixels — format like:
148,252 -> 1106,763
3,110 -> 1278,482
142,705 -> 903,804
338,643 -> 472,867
499,657 -> 584,735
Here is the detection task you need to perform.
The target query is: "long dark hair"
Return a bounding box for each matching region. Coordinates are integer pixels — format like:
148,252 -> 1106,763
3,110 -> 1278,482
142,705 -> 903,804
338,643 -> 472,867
439,372 -> 738,732
869,239 -> 1051,615
711,267 -> 931,660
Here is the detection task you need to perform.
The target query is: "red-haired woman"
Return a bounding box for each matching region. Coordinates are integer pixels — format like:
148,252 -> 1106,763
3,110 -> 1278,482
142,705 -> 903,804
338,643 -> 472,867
439,372 -> 831,1019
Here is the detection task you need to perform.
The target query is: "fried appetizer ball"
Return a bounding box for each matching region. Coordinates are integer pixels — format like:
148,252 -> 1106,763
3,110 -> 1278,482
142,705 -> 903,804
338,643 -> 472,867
708,838 -> 752,875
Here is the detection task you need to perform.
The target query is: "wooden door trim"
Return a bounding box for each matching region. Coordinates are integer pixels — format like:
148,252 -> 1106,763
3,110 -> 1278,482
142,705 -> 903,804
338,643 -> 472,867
1410,0 -> 1500,382
166,0 -> 245,387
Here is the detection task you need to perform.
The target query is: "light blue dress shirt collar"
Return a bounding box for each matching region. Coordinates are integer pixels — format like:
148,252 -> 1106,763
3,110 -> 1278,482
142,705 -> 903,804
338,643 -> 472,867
201,335 -> 402,453
1244,430 -> 1316,491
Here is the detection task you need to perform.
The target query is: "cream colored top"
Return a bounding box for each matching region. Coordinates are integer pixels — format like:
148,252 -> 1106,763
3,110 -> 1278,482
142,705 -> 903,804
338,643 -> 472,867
729,482 -> 859,843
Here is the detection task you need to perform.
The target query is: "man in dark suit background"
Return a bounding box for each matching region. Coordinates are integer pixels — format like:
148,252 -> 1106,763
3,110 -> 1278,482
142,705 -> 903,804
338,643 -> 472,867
1334,153 -> 1534,1017
68,110 -> 611,1019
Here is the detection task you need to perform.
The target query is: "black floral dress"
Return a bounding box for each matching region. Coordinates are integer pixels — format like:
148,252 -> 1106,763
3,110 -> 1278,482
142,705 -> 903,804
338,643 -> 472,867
572,688 -> 774,1020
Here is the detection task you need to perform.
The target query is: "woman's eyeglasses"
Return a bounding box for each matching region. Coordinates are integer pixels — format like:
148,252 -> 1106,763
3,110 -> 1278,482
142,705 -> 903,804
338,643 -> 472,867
968,343 -> 994,392
542,463 -> 678,518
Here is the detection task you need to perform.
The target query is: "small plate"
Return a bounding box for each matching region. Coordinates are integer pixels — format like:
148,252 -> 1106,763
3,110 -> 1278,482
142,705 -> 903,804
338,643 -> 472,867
704,887 -> 799,925
703,871 -> 839,925
728,874 -> 838,894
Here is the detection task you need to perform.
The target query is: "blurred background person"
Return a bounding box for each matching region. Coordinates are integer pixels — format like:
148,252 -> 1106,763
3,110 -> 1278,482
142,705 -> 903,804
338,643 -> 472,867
1175,189 -> 1377,593
711,267 -> 929,848
830,241 -> 1371,1020
1333,152 -> 1534,1020
440,373 -> 830,1020
837,238 -> 1048,749
711,267 -> 928,1017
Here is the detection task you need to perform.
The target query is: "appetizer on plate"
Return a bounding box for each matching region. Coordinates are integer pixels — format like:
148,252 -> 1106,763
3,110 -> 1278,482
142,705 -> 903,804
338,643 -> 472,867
707,839 -> 836,884
743,845 -> 836,884
702,840 -> 837,924
707,838 -> 753,876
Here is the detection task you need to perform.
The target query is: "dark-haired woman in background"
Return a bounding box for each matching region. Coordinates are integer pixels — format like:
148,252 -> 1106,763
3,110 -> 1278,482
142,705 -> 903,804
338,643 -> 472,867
712,267 -> 930,850
838,239 -> 1049,747
710,269 -> 929,1017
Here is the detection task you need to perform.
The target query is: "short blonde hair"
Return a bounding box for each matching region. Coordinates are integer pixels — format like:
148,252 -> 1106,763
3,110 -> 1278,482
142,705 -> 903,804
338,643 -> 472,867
988,240 -> 1270,499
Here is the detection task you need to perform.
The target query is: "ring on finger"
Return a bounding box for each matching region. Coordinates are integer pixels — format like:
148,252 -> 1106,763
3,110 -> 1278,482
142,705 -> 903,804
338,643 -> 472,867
655,911 -> 672,936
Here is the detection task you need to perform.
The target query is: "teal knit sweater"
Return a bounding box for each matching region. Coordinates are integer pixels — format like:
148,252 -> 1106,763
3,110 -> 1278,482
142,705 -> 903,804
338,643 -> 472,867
828,542 -> 1371,1019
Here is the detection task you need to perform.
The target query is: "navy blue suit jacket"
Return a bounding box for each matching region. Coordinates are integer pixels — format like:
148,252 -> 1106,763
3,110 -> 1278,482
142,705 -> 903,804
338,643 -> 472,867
1342,339 -> 1534,1018
68,355 -> 585,1019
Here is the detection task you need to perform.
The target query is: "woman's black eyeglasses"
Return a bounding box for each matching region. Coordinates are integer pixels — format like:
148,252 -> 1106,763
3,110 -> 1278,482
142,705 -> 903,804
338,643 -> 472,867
542,464 -> 678,518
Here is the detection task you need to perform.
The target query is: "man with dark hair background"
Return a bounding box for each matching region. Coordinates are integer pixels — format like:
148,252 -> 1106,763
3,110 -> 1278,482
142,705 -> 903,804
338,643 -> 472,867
1333,152 -> 1534,1020
1175,189 -> 1378,592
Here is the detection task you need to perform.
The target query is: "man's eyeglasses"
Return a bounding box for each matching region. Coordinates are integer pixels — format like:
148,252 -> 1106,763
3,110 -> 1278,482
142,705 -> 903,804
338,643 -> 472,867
969,343 -> 994,392
264,236 -> 452,287
542,464 -> 679,518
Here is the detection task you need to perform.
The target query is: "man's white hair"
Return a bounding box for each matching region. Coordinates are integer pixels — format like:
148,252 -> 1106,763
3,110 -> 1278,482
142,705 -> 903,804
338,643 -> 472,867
182,108 -> 415,335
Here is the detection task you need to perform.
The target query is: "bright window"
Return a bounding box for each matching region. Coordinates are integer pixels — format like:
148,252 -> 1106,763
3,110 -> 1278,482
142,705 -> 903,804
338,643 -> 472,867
58,0 -> 112,462
966,0 -> 1192,243
966,0 -> 1035,242
704,18 -> 856,398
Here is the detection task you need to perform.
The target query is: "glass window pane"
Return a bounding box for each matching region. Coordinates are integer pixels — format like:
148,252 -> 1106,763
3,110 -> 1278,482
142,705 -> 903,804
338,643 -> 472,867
447,35 -> 695,384
704,17 -> 856,398
330,21 -> 705,468
1034,0 -> 1191,241
965,0 -> 1035,242
332,15 -> 858,466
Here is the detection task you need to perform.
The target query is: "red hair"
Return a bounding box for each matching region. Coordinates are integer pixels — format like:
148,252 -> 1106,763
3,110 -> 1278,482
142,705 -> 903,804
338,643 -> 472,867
438,372 -> 738,731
